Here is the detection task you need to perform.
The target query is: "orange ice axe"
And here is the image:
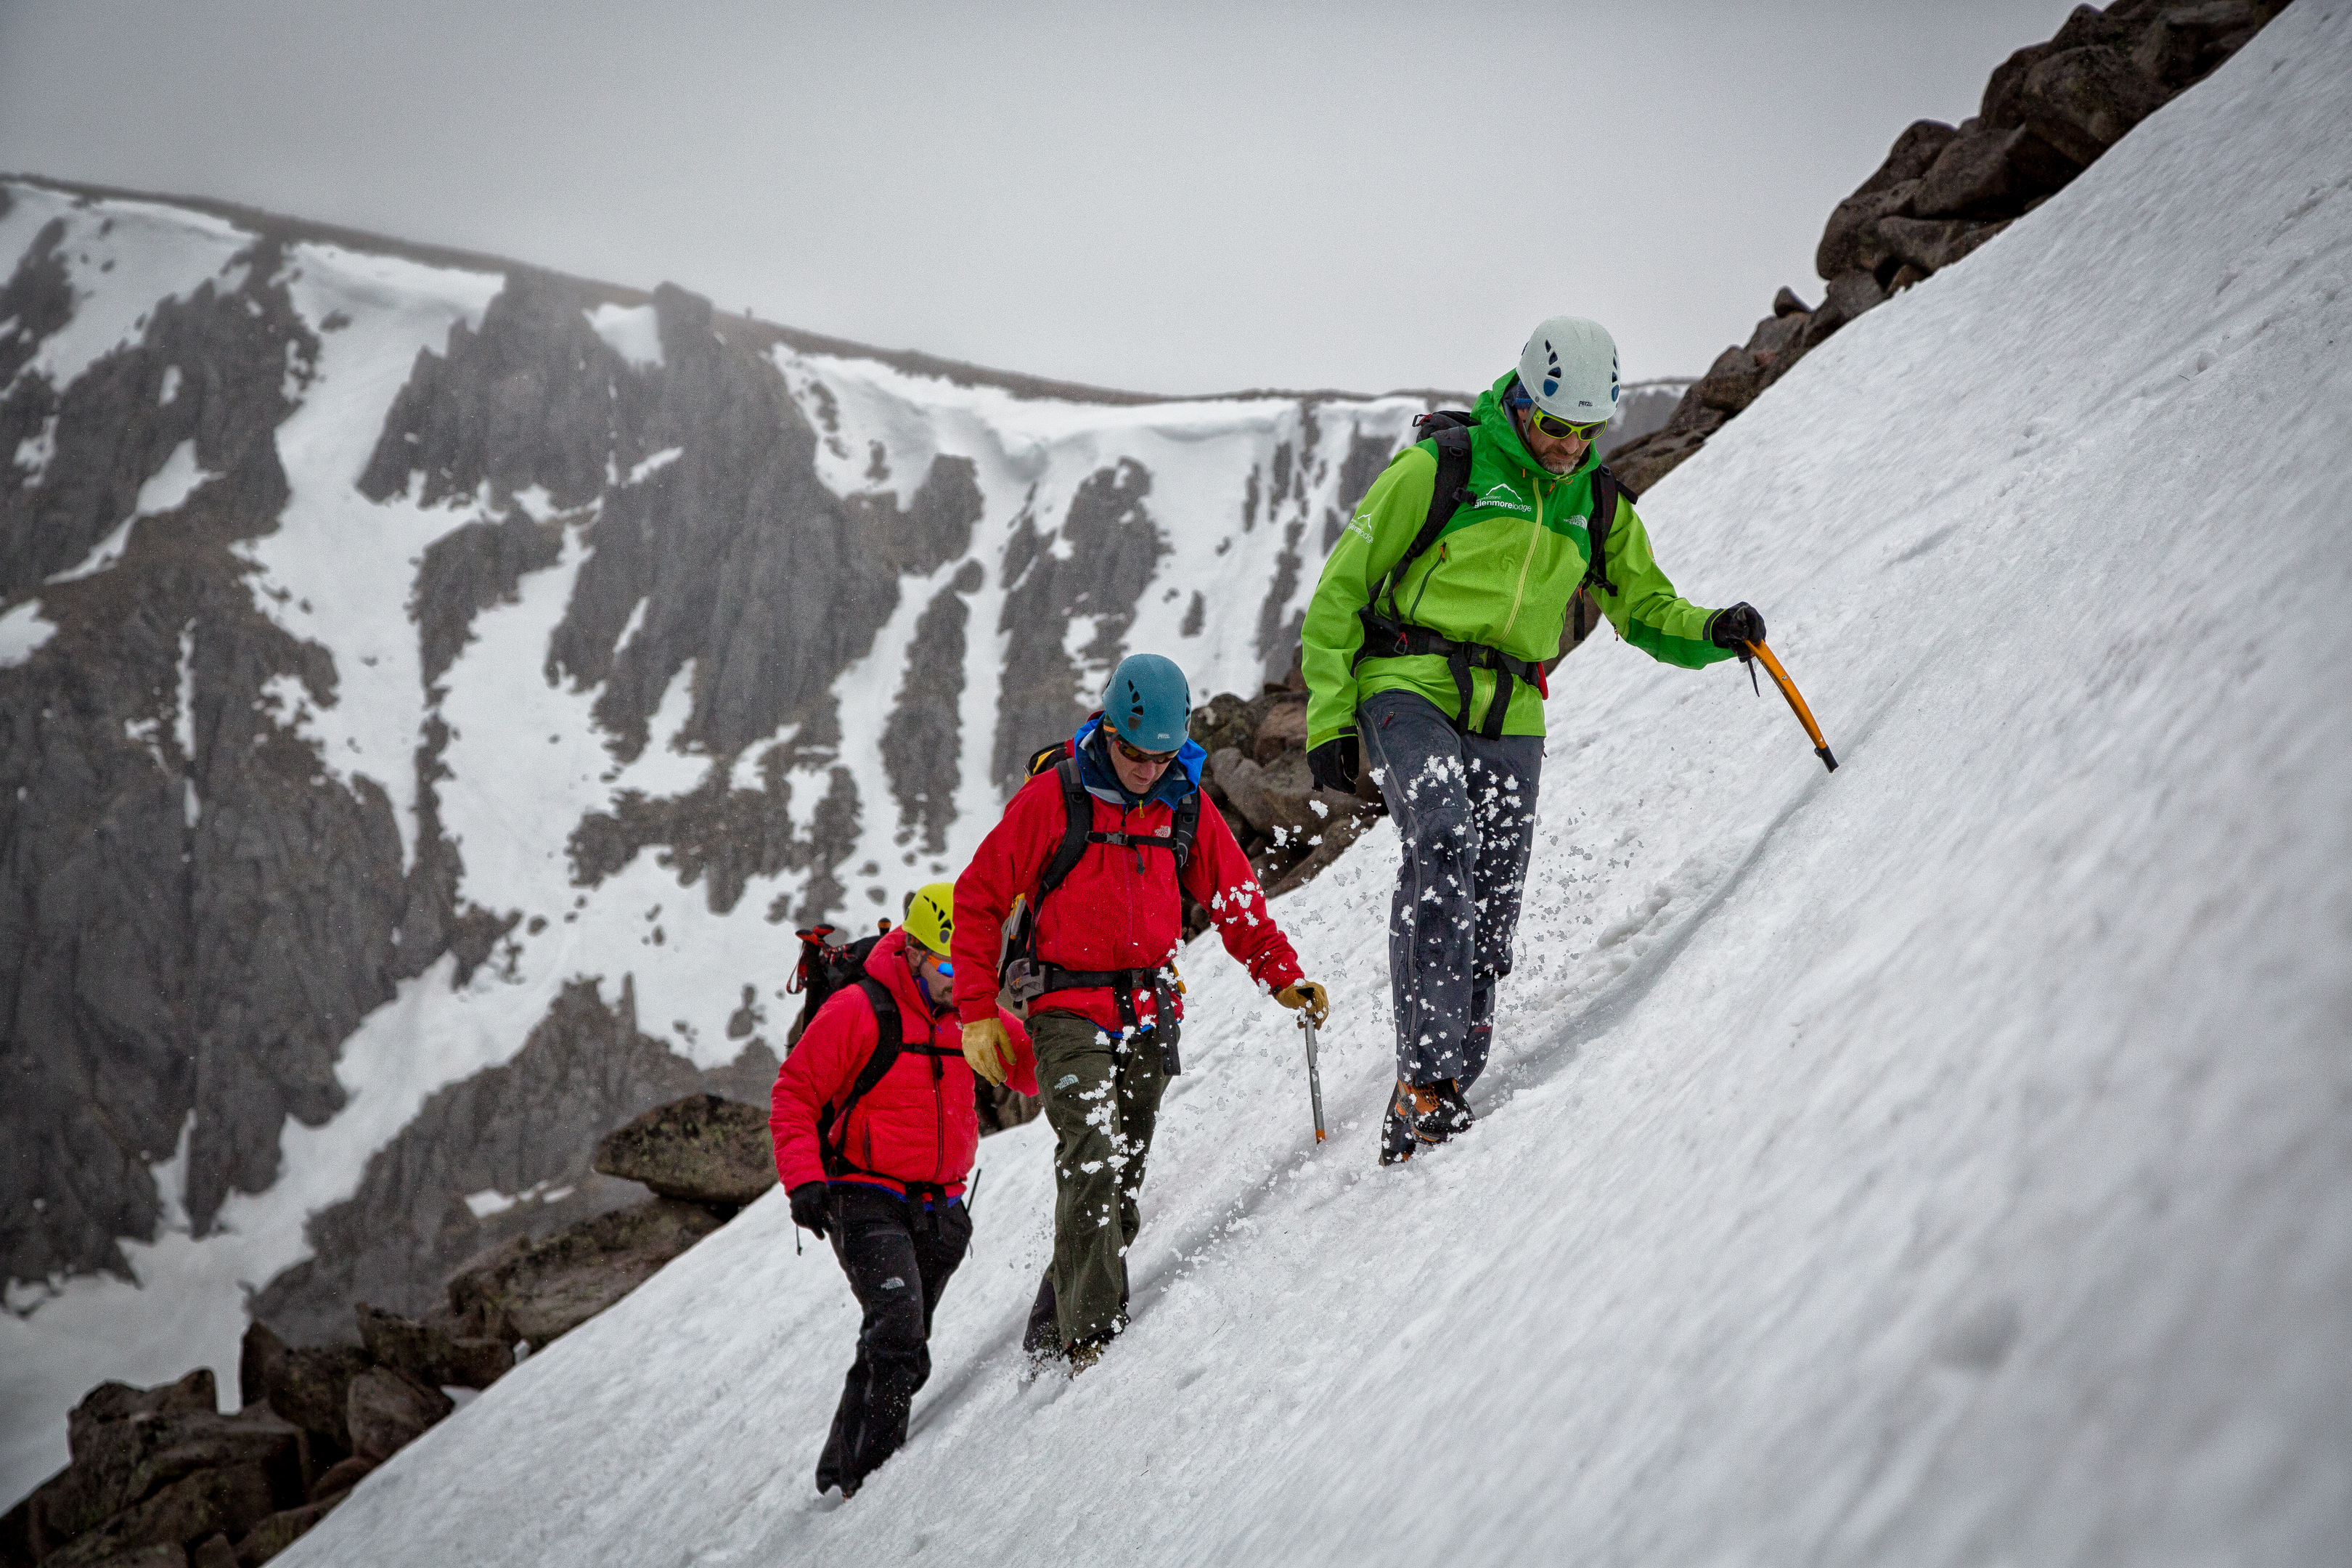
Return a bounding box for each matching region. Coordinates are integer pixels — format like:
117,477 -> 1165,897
1741,640 -> 1838,773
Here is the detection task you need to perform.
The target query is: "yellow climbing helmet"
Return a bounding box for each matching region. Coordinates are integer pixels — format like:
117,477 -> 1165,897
902,881 -> 955,956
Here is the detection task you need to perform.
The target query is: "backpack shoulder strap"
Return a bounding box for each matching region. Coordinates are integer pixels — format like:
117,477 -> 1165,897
1375,422 -> 1477,613
1170,789 -> 1202,873
821,979 -> 906,1167
1581,464 -> 1625,599
1034,756 -> 1094,900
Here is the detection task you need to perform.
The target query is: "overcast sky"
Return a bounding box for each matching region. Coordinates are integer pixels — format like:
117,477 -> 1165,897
0,1 -> 2079,396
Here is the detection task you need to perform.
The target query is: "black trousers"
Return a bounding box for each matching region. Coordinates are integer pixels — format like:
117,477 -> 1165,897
816,1185 -> 972,1495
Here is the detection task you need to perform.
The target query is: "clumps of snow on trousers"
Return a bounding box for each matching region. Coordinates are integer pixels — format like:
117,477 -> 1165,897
279,12 -> 2352,1567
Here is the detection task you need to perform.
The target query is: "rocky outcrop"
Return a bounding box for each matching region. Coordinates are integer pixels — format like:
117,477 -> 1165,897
7,1063 -> 781,1564
443,1197 -> 725,1348
1,1371 -> 306,1567
1607,0 -> 2287,493
592,1093 -> 775,1209
248,978 -> 775,1344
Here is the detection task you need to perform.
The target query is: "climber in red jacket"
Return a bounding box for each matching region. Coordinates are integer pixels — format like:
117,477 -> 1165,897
769,882 -> 1034,1499
952,653 -> 1328,1372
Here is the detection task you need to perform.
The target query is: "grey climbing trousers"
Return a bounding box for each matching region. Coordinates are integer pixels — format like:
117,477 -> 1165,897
1358,688 -> 1543,1091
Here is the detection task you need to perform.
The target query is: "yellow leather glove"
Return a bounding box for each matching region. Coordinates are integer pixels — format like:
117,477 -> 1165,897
1275,980 -> 1330,1026
960,1017 -> 1014,1087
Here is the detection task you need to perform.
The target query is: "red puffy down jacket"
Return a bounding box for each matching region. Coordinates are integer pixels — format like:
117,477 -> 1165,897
949,752 -> 1303,1037
769,928 -> 1037,1198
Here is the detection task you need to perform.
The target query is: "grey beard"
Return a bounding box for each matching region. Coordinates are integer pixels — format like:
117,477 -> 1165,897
1540,449 -> 1585,475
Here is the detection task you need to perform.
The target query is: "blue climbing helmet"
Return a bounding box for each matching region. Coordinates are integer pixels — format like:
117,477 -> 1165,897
1101,653 -> 1192,752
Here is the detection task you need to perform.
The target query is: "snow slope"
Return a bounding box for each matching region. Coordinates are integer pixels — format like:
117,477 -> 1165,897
279,7 -> 2352,1564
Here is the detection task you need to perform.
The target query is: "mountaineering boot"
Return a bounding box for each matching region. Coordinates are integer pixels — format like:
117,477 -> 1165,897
1380,1081 -> 1418,1165
1381,1079 -> 1475,1164
1066,1334 -> 1111,1377
1422,1078 -> 1474,1140
1022,1270 -> 1058,1355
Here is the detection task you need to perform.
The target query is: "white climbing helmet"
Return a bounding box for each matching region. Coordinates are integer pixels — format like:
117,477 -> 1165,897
1516,316 -> 1620,425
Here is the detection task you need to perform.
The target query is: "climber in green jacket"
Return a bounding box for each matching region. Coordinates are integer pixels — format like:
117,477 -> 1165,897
1299,316 -> 1766,1165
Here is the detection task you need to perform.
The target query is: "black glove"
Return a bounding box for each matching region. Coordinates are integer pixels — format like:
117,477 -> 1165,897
1710,603 -> 1766,650
788,1183 -> 832,1239
1307,735 -> 1359,794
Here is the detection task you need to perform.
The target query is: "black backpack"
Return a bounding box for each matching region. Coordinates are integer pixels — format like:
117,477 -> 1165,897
785,921 -> 890,1050
1370,408 -> 1634,616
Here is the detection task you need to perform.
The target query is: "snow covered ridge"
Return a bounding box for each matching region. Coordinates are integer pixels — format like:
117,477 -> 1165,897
253,7 -> 2347,1562
0,171 -> 1469,1501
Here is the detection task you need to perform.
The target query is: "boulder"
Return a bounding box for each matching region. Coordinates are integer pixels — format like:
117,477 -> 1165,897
68,1373 -> 218,1462
1187,691 -> 1253,758
191,1536 -> 237,1568
238,1326 -> 367,1455
78,1548 -> 187,1568
1824,270 -> 1889,325
1889,263 -> 1930,293
445,1197 -> 724,1346
1744,312 -> 1810,385
345,1369 -> 453,1464
1261,810 -> 1371,899
1874,215 -> 2008,276
1854,119 -> 1959,195
1695,347 -> 1765,415
306,1456 -> 376,1505
1771,285 -> 1813,317
352,1303 -> 511,1393
1602,427 -> 1710,497
2017,45 -> 2168,166
2133,1 -> 2265,88
44,1465 -> 275,1568
592,1094 -> 776,1208
1209,748 -> 1354,842
1913,125 -> 2082,217
230,1499 -> 339,1566
1980,41 -> 2054,128
1816,181 -> 1918,280
1249,693 -> 1309,764
30,1408 -> 303,1548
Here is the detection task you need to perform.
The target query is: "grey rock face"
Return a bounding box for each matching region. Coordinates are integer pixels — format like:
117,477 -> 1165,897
591,1093 -> 775,1208
992,462 -> 1164,788
0,239 -> 445,1284
248,977 -> 775,1343
881,575 -> 975,854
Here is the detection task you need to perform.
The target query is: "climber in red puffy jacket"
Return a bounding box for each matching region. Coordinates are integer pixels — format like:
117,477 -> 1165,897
769,884 -> 1034,1499
952,654 -> 1328,1371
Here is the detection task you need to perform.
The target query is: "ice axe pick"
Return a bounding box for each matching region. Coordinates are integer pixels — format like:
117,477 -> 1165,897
1741,639 -> 1838,773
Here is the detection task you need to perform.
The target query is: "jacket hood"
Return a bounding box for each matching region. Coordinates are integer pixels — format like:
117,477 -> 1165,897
862,926 -> 944,1018
1474,370 -> 1601,486
1072,711 -> 1206,809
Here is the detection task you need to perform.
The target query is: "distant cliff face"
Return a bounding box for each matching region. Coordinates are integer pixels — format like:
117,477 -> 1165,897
0,178 -> 1446,1384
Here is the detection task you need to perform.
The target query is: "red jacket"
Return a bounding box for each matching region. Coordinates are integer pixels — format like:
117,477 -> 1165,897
769,928 -> 1037,1197
950,756 -> 1304,1037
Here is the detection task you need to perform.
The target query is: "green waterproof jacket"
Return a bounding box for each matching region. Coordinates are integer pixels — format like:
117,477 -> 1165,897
1302,371 -> 1735,748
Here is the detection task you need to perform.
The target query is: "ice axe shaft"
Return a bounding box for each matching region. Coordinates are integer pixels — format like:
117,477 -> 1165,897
1744,640 -> 1838,772
1297,1016 -> 1327,1143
